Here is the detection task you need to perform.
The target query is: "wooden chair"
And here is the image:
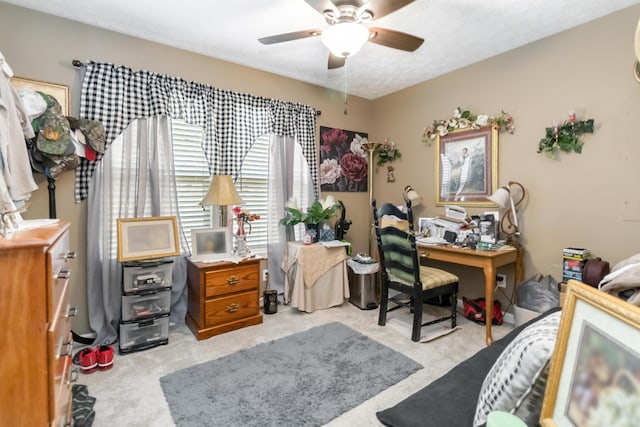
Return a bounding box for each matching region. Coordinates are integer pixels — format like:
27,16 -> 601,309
372,199 -> 459,342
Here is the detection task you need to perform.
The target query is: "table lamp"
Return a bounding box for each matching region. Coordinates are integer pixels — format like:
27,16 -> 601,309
403,185 -> 423,207
488,181 -> 526,241
200,175 -> 243,227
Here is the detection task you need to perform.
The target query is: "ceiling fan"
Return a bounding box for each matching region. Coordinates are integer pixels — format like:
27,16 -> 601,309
258,0 -> 424,69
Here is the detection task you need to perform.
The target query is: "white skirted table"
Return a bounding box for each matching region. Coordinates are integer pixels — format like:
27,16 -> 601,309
281,241 -> 350,312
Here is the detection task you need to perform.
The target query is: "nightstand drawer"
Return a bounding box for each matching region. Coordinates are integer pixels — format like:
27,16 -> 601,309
205,290 -> 259,327
204,264 -> 259,297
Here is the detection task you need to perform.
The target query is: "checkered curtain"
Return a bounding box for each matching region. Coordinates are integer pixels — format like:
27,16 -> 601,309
76,61 -> 318,202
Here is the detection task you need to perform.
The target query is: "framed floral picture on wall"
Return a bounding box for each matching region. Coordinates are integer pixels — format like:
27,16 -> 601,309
319,126 -> 368,192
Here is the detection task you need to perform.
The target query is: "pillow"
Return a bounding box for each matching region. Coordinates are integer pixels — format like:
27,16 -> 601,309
473,311 -> 562,427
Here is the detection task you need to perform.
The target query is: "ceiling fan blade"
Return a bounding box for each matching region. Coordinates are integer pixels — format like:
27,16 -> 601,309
328,53 -> 346,69
368,27 -> 424,51
258,29 -> 323,45
359,0 -> 414,20
304,0 -> 338,15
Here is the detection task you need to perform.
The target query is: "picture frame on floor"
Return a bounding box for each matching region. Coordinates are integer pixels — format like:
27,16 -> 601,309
117,216 -> 180,262
540,280 -> 640,427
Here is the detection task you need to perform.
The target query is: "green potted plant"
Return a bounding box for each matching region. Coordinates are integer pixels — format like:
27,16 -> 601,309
280,195 -> 339,242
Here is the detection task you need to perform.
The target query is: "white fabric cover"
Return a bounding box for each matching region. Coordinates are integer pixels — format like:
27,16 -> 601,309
473,311 -> 562,426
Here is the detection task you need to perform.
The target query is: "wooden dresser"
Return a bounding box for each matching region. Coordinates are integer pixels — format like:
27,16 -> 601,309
0,222 -> 76,426
186,258 -> 262,340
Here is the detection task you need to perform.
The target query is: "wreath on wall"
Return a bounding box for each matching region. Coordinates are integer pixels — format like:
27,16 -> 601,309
421,107 -> 515,144
537,113 -> 594,158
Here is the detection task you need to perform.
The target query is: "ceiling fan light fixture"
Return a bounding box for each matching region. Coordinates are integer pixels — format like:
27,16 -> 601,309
321,22 -> 369,57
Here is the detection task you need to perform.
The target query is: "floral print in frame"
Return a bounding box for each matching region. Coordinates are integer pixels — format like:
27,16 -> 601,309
319,126 -> 368,192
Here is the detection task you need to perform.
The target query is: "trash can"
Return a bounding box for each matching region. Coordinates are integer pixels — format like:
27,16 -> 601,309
347,258 -> 380,310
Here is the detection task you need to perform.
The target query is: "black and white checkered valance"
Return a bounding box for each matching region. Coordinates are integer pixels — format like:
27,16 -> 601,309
76,61 -> 318,202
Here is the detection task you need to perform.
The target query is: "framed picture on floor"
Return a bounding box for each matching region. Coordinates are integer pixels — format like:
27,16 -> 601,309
117,216 -> 180,262
540,280 -> 640,426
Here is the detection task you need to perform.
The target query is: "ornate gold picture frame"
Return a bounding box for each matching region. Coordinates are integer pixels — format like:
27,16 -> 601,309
540,280 -> 640,426
10,76 -> 69,115
435,126 -> 498,206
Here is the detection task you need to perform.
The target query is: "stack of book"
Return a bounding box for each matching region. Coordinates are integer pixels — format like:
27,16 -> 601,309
562,247 -> 590,282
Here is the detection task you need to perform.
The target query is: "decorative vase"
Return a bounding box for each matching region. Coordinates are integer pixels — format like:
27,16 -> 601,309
234,218 -> 251,256
304,223 -> 320,243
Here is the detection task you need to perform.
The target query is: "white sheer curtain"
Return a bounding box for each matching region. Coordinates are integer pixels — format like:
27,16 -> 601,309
86,116 -> 189,345
267,135 -> 315,301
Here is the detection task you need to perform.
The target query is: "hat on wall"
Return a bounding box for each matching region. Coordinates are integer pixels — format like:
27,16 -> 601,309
67,117 -> 106,154
17,88 -> 47,122
34,92 -> 72,155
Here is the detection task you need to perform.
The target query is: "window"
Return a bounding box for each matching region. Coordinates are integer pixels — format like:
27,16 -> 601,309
110,119 -> 274,256
171,120 -> 209,246
235,136 -> 269,254
172,120 -> 270,254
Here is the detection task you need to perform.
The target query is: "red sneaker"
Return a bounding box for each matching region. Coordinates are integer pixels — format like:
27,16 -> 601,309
96,345 -> 114,371
78,348 -> 98,374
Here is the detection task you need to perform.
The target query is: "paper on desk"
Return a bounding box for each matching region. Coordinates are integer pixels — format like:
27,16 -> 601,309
319,240 -> 351,248
416,236 -> 448,246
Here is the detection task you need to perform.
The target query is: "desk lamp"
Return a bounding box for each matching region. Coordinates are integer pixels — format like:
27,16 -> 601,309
200,175 -> 243,227
488,181 -> 526,242
403,185 -> 423,208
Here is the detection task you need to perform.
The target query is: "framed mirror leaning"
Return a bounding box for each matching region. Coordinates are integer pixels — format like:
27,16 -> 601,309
435,126 -> 498,206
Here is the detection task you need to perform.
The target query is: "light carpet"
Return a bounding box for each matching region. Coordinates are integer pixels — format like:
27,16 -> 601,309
159,322 -> 422,427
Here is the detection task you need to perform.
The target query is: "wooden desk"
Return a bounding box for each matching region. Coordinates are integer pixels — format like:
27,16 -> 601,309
417,244 -> 523,345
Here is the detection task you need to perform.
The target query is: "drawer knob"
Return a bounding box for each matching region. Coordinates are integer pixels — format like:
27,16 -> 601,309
226,303 -> 240,313
64,251 -> 77,260
65,305 -> 79,318
56,269 -> 72,280
227,276 -> 240,286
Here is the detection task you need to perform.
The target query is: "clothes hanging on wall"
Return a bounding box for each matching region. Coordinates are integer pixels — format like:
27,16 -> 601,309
0,50 -> 38,204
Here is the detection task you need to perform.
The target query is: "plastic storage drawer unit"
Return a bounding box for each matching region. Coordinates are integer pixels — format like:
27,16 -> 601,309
119,314 -> 169,354
121,289 -> 171,322
122,259 -> 173,294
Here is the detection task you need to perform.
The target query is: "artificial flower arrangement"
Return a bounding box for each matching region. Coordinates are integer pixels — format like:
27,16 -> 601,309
232,205 -> 260,235
537,110 -> 594,157
279,195 -> 339,226
422,107 -> 515,143
376,138 -> 402,167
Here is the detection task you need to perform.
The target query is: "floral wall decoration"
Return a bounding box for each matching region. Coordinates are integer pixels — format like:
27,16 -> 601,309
422,107 -> 515,144
319,126 -> 369,192
537,110 -> 594,158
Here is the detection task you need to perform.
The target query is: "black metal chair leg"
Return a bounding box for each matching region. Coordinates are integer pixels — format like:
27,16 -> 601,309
411,296 -> 423,342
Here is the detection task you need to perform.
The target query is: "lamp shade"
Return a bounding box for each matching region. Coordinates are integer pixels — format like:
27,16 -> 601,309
403,185 -> 423,207
200,175 -> 243,207
321,22 -> 369,57
488,186 -> 511,208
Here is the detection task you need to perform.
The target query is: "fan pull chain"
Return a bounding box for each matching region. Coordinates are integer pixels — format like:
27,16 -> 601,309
344,58 -> 348,115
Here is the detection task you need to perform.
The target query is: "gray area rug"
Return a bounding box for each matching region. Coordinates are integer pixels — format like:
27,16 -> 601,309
160,322 -> 422,426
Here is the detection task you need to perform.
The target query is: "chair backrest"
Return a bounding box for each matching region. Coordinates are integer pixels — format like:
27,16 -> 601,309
372,199 -> 421,288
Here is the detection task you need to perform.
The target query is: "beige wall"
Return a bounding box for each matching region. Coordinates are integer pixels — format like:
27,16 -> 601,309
3,2 -> 640,331
370,5 -> 640,305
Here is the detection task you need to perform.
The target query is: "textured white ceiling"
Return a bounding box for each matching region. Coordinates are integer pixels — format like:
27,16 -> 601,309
4,0 -> 640,99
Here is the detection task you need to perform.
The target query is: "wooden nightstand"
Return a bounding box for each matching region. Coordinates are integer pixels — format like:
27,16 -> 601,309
186,258 -> 263,340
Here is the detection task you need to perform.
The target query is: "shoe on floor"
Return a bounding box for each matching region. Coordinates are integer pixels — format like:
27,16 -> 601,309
96,344 -> 114,371
76,348 -> 98,374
